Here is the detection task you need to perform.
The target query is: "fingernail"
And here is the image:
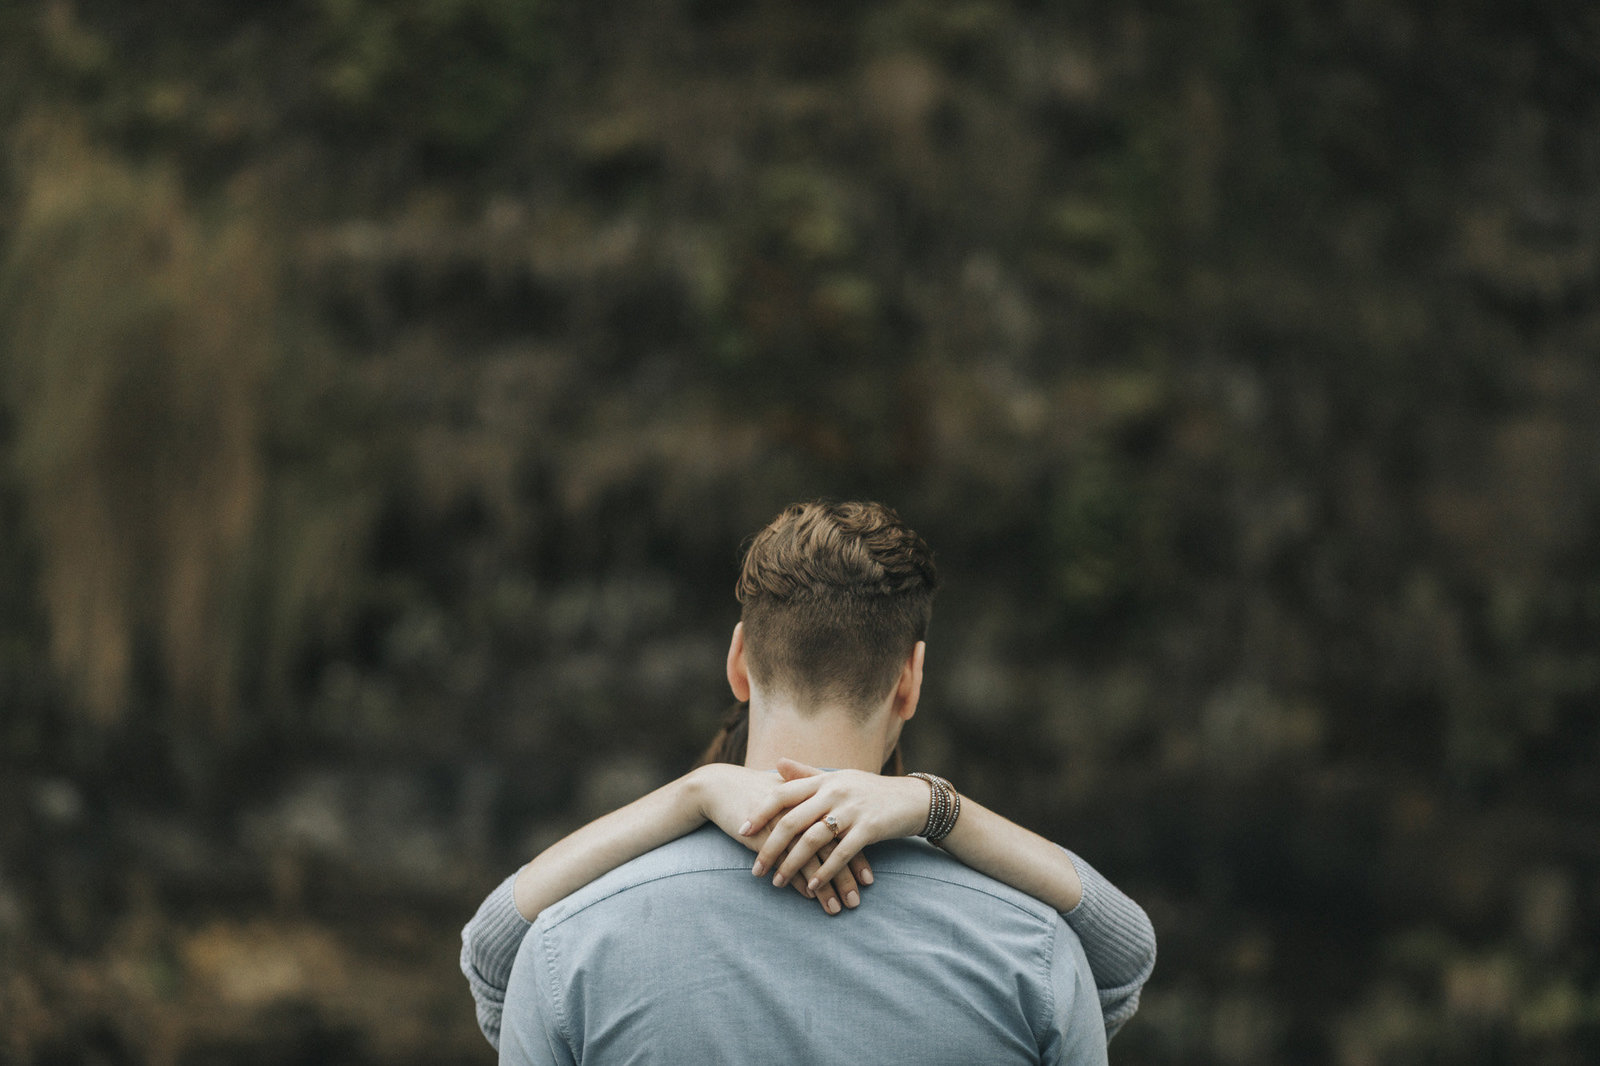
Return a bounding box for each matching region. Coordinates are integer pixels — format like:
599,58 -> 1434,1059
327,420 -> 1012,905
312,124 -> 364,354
827,898 -> 841,914
807,878 -> 820,893
752,861 -> 764,877
737,821 -> 752,836
860,869 -> 873,885
772,873 -> 785,888
845,890 -> 859,908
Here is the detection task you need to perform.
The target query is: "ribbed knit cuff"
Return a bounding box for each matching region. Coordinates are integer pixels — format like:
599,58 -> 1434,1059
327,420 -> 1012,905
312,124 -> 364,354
460,869 -> 534,1049
1059,848 -> 1157,992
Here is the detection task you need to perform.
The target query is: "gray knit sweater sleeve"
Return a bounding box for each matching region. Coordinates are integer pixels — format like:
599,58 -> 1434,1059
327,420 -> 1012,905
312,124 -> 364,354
459,869 -> 530,1050
460,850 -> 1156,1049
1062,848 -> 1158,1041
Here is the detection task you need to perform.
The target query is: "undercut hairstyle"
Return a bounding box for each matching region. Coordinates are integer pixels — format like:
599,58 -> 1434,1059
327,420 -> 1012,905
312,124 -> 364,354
735,500 -> 939,717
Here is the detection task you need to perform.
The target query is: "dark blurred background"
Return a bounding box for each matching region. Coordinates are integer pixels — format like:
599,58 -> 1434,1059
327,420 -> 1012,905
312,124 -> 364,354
1,1 -> 1597,1062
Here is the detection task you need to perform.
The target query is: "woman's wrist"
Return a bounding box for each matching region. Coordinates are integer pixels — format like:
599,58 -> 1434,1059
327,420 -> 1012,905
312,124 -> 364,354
893,774 -> 935,838
682,764 -> 716,822
684,762 -> 754,832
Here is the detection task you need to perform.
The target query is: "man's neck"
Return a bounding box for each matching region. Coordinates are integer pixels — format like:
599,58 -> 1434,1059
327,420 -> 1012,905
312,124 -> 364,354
742,698 -> 888,773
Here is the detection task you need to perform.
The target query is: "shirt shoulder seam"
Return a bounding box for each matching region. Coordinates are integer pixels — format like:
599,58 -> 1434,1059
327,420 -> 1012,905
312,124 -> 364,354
536,861 -> 754,931
1040,915 -> 1060,1050
539,919 -> 574,1055
880,867 -> 1061,928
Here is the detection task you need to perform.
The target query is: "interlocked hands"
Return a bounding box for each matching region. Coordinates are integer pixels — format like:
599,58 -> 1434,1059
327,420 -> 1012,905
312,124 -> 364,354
696,758 -> 931,917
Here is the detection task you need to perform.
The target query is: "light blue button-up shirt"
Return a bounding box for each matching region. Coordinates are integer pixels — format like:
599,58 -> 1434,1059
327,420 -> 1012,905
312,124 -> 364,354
498,825 -> 1108,1065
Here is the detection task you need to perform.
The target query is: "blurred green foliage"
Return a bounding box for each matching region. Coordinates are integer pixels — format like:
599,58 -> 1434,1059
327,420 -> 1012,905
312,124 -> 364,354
313,0 -> 549,151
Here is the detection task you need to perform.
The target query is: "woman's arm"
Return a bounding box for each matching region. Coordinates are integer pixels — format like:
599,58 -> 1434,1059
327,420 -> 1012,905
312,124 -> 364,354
463,759 -> 1155,1047
512,764 -> 870,919
460,774 -> 715,1050
510,774 -> 703,919
748,760 -> 1080,905
745,759 -> 1156,1040
460,763 -> 872,1049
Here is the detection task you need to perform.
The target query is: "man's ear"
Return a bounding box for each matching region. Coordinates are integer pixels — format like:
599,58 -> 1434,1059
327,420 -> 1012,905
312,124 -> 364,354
726,622 -> 752,702
891,640 -> 926,723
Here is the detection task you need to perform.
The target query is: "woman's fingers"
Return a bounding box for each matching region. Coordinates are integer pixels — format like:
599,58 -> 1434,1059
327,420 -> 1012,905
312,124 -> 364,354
807,840 -> 859,910
826,855 -> 861,910
772,820 -> 838,886
778,848 -> 836,913
786,844 -> 857,915
807,829 -> 868,891
804,854 -> 849,915
752,794 -> 831,876
775,757 -> 822,782
768,836 -> 868,915
739,777 -> 823,838
738,759 -> 844,836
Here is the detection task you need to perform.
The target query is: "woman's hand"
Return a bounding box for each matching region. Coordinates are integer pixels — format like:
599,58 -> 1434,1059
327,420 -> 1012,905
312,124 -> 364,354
690,763 -> 872,915
740,758 -> 931,899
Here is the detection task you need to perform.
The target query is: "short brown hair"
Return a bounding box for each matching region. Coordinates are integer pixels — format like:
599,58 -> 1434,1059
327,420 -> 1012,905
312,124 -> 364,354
736,500 -> 938,714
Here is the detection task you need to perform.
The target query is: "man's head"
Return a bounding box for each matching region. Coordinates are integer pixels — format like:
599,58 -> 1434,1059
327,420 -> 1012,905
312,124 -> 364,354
732,500 -> 938,718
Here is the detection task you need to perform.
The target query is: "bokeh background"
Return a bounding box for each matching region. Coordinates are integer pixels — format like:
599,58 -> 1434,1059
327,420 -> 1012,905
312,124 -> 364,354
2,1 -> 1597,1062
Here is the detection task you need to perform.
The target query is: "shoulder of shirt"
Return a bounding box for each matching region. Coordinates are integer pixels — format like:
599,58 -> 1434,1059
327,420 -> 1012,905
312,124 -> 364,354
531,824 -> 1064,935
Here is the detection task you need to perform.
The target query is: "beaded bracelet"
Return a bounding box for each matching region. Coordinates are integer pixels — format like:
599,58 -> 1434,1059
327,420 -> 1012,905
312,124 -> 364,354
908,772 -> 961,845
